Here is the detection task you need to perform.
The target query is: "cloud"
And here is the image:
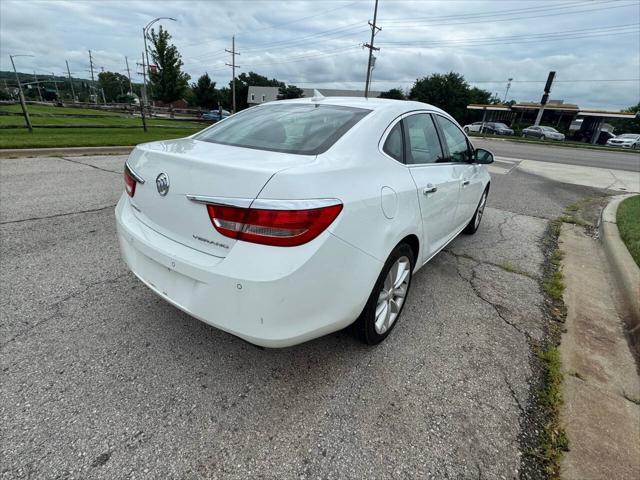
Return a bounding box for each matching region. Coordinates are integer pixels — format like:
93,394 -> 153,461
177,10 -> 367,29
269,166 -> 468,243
1,0 -> 638,109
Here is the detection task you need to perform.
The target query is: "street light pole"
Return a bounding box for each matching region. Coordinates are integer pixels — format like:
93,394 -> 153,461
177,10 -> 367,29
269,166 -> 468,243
142,17 -> 176,107
9,54 -> 33,132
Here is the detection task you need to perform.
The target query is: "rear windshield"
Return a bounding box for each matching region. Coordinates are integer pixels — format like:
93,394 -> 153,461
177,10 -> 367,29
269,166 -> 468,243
194,103 -> 371,155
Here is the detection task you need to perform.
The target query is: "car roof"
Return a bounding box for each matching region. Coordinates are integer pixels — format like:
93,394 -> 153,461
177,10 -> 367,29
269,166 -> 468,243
273,96 -> 448,116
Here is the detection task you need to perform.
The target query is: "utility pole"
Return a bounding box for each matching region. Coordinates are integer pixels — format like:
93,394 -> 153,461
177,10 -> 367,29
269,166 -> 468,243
66,60 -> 76,102
10,55 -> 33,132
534,71 -> 555,126
33,71 -> 43,101
125,56 -> 133,95
225,35 -> 240,113
503,78 -> 513,103
51,72 -> 60,99
363,0 -> 381,99
138,52 -> 148,132
88,50 -> 97,104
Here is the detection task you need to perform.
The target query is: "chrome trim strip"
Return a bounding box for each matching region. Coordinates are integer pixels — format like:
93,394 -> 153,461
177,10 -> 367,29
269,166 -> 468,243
186,195 -> 253,208
186,195 -> 342,210
125,162 -> 145,184
251,198 -> 342,210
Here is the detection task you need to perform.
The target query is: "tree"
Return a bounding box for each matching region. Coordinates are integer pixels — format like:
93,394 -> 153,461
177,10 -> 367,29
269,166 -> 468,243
278,84 -> 304,100
379,88 -> 406,100
191,73 -> 217,109
232,72 -> 284,110
409,72 -> 492,123
98,71 -> 130,102
147,26 -> 191,103
610,103 -> 640,134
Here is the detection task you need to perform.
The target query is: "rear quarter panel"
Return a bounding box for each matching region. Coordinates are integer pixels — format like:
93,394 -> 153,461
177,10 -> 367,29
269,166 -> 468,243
256,108 -> 423,266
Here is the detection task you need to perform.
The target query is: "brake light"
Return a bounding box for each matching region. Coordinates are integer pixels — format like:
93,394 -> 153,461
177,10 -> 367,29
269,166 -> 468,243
124,166 -> 137,197
206,202 -> 343,247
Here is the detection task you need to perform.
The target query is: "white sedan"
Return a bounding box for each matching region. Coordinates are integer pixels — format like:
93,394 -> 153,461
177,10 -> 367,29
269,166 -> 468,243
116,97 -> 493,347
606,133 -> 640,149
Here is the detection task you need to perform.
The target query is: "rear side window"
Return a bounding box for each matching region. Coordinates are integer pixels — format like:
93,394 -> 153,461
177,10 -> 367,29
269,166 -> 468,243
436,116 -> 472,163
194,104 -> 371,155
383,122 -> 404,161
403,114 -> 445,164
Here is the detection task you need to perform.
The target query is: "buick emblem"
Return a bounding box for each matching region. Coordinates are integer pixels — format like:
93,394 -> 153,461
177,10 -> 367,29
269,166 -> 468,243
156,173 -> 169,196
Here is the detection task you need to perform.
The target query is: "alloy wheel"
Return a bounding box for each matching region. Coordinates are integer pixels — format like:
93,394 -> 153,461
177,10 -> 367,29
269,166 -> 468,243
374,256 -> 410,335
474,191 -> 487,229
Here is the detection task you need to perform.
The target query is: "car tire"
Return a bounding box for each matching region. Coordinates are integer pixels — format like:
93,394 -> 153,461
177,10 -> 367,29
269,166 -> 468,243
463,187 -> 489,235
464,127 -> 469,133
353,243 -> 415,345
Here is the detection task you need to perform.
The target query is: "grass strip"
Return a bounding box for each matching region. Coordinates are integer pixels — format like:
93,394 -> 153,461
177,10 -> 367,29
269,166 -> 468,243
616,195 -> 640,267
0,127 -> 202,149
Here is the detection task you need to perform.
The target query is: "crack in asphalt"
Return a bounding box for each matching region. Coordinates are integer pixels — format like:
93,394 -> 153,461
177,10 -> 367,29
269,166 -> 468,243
59,156 -> 122,175
444,249 -> 539,281
503,373 -> 527,415
1,273 -> 129,349
448,252 -> 531,339
0,204 -> 117,225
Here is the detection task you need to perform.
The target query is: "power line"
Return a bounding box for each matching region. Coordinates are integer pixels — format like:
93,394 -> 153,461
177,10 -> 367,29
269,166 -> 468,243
380,28 -> 639,49
380,2 -> 638,29
381,0 -> 612,23
377,23 -> 639,46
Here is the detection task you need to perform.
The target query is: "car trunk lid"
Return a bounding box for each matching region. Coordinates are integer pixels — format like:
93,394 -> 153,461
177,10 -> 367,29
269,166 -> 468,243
126,138 -> 314,257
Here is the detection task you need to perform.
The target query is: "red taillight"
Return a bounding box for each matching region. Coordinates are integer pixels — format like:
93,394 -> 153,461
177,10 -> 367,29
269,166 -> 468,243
124,166 -> 137,197
206,202 -> 343,247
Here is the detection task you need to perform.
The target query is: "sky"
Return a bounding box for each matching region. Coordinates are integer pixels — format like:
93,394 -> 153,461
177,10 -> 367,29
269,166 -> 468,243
1,0 -> 639,110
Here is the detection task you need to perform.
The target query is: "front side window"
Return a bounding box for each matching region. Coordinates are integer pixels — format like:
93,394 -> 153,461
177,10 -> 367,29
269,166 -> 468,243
403,114 -> 445,164
194,104 -> 371,155
383,122 -> 404,162
436,116 -> 471,163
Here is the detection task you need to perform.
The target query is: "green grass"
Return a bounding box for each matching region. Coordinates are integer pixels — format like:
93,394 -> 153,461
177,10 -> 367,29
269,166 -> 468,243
616,195 -> 640,267
0,104 -> 125,116
0,127 -> 203,148
536,346 -> 569,478
0,115 -> 207,128
543,248 -> 565,302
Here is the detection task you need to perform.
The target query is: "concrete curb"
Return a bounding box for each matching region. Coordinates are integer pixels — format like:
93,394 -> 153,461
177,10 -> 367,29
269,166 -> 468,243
599,194 -> 640,354
0,146 -> 134,158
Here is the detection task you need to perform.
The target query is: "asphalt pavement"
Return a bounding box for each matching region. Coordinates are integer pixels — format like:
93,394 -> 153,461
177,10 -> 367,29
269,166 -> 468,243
473,137 -> 640,172
0,149 -> 610,479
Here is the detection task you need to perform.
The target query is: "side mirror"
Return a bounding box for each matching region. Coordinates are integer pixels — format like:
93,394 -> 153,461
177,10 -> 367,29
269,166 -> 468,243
475,148 -> 494,164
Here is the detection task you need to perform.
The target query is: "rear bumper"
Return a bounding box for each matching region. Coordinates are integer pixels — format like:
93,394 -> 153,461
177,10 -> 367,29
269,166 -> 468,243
115,195 -> 382,347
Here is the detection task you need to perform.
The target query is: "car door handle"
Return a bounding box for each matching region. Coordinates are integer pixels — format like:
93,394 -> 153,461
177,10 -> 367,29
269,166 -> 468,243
462,180 -> 470,187
423,184 -> 437,195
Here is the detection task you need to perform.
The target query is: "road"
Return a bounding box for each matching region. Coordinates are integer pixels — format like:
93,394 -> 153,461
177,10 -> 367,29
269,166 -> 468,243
473,137 -> 640,172
0,151 -> 610,479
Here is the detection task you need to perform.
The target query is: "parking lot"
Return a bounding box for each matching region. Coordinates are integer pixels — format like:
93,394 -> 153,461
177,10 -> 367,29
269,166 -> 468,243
0,148 -> 635,478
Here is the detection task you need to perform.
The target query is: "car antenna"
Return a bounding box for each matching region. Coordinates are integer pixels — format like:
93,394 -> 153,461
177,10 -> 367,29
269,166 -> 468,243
311,89 -> 325,103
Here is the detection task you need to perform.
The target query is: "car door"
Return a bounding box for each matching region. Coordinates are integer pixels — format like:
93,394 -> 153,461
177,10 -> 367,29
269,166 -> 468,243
400,113 -> 462,262
434,114 -> 482,230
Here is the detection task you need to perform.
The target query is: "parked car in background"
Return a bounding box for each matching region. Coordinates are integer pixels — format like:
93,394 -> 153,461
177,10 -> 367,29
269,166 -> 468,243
202,109 -> 231,121
462,122 -> 484,133
571,130 -> 615,145
521,125 -> 565,141
484,122 -> 514,135
117,98 -> 494,347
606,133 -> 640,149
